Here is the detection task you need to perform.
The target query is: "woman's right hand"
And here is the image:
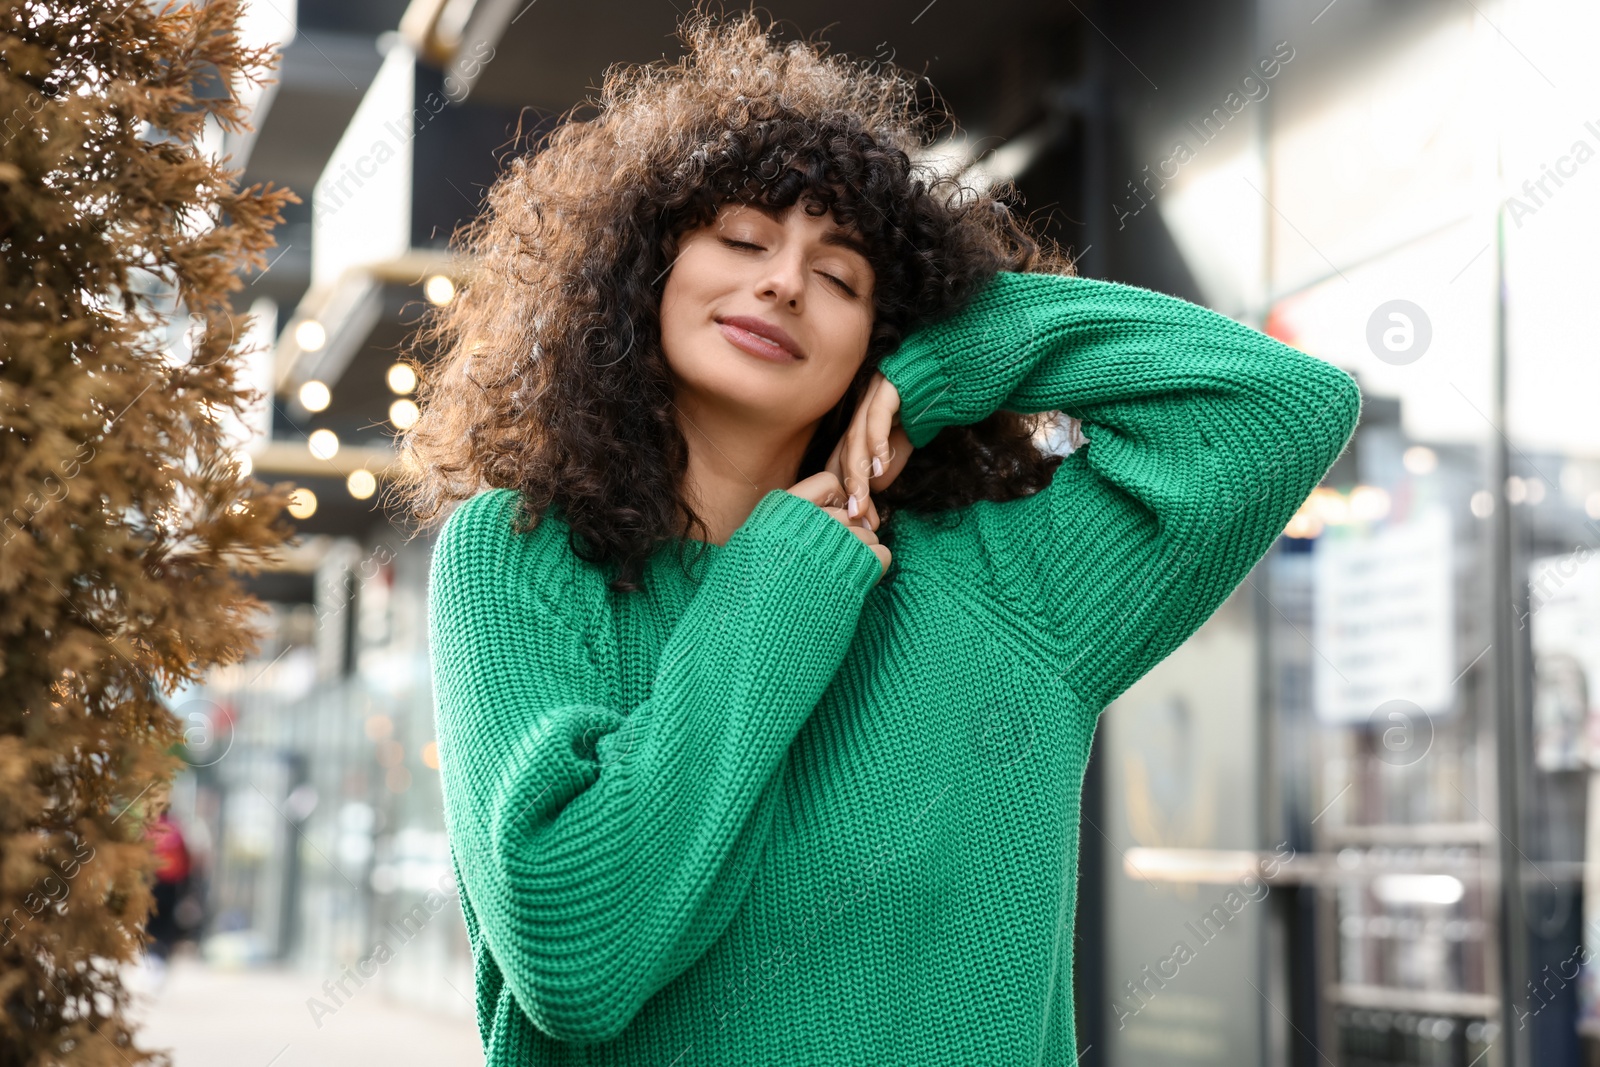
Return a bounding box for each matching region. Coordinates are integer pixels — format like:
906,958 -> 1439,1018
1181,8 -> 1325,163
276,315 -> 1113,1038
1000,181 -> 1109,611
785,470 -> 891,582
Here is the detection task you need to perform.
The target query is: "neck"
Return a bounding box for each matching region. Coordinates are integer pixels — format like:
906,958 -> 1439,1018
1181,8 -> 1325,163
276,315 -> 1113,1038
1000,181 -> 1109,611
674,396 -> 820,546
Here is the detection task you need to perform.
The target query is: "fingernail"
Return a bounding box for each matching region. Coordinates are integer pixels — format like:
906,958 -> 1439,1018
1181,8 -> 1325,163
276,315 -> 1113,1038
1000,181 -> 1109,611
871,455 -> 883,477
847,493 -> 859,518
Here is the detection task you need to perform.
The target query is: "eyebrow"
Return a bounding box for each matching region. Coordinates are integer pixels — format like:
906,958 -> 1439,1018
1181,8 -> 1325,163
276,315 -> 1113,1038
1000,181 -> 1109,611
821,229 -> 874,263
742,202 -> 873,263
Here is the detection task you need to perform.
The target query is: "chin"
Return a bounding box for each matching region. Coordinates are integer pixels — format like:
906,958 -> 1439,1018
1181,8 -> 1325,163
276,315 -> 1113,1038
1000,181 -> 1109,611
696,366 -> 832,426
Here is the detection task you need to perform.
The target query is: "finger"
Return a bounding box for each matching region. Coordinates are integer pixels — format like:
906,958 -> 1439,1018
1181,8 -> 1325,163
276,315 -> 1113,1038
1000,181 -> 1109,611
824,507 -> 879,545
823,432 -> 845,484
843,378 -> 880,512
788,470 -> 847,510
848,524 -> 883,552
871,424 -> 915,492
868,543 -> 890,583
864,377 -> 899,483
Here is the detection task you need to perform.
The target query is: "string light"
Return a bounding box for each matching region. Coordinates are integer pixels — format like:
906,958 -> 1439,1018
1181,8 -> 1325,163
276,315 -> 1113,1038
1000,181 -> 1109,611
389,398 -> 420,429
287,487 -> 317,519
308,428 -> 339,460
386,362 -> 417,394
299,380 -> 330,412
424,275 -> 456,306
294,319 -> 326,351
1402,446 -> 1437,474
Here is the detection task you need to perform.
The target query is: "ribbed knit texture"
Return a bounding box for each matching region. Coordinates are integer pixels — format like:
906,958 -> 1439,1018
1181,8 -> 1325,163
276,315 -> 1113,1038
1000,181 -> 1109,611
427,270 -> 1362,1065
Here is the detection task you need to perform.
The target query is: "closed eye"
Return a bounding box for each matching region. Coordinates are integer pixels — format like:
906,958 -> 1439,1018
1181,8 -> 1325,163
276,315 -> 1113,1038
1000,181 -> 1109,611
719,238 -> 859,298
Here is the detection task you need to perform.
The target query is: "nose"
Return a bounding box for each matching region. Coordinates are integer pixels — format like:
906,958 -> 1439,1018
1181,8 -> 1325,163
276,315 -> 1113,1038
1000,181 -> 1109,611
755,243 -> 806,310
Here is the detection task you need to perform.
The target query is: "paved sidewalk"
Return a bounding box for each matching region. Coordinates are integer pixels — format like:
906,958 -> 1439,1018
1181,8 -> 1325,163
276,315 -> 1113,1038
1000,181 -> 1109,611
127,952 -> 485,1066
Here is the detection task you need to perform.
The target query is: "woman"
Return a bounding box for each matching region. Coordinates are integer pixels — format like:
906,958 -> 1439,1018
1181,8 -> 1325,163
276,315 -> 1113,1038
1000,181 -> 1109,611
403,8 -> 1360,1065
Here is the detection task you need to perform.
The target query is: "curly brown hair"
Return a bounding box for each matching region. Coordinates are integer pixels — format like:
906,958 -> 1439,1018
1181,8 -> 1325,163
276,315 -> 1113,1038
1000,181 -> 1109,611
389,3 -> 1080,592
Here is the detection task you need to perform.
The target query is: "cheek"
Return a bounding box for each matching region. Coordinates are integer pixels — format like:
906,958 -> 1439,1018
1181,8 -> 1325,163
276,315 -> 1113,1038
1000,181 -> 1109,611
656,269 -> 705,370
800,315 -> 872,414
820,308 -> 873,376
657,295 -> 686,362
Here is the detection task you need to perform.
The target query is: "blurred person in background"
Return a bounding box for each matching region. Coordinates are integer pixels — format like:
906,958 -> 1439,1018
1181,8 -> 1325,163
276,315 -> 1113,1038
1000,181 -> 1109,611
141,807 -> 192,991
400,5 -> 1360,1065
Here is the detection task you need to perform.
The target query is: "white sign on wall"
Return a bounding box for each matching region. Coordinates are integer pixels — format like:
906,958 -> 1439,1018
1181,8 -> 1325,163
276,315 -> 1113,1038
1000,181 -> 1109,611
1313,509 -> 1455,723
1526,545 -> 1600,770
311,42 -> 415,287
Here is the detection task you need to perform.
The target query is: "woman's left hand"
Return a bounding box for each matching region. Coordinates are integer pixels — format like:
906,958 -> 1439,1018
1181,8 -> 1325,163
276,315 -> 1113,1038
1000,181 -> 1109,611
825,371 -> 914,533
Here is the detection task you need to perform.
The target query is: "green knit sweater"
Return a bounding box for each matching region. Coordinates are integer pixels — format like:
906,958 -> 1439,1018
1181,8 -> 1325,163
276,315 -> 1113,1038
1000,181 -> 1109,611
427,270 -> 1361,1065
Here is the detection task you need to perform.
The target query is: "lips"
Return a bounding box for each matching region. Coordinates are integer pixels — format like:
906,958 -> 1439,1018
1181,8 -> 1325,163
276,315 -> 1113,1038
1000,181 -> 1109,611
716,315 -> 804,362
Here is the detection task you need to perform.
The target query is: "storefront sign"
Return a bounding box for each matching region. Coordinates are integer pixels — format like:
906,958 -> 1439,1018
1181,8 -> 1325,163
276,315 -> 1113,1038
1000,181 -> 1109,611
1312,509 -> 1455,723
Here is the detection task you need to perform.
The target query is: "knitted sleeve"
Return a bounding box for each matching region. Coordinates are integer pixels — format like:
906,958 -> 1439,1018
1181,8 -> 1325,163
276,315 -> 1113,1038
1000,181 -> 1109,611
427,487 -> 883,1045
877,270 -> 1361,710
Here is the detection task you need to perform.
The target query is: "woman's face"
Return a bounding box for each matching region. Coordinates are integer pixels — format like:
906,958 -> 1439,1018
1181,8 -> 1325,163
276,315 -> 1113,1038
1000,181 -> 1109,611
659,198 -> 876,433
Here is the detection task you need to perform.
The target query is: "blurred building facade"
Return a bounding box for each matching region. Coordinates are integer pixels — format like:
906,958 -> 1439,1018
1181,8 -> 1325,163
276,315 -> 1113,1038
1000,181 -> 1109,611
168,1 -> 1600,1064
